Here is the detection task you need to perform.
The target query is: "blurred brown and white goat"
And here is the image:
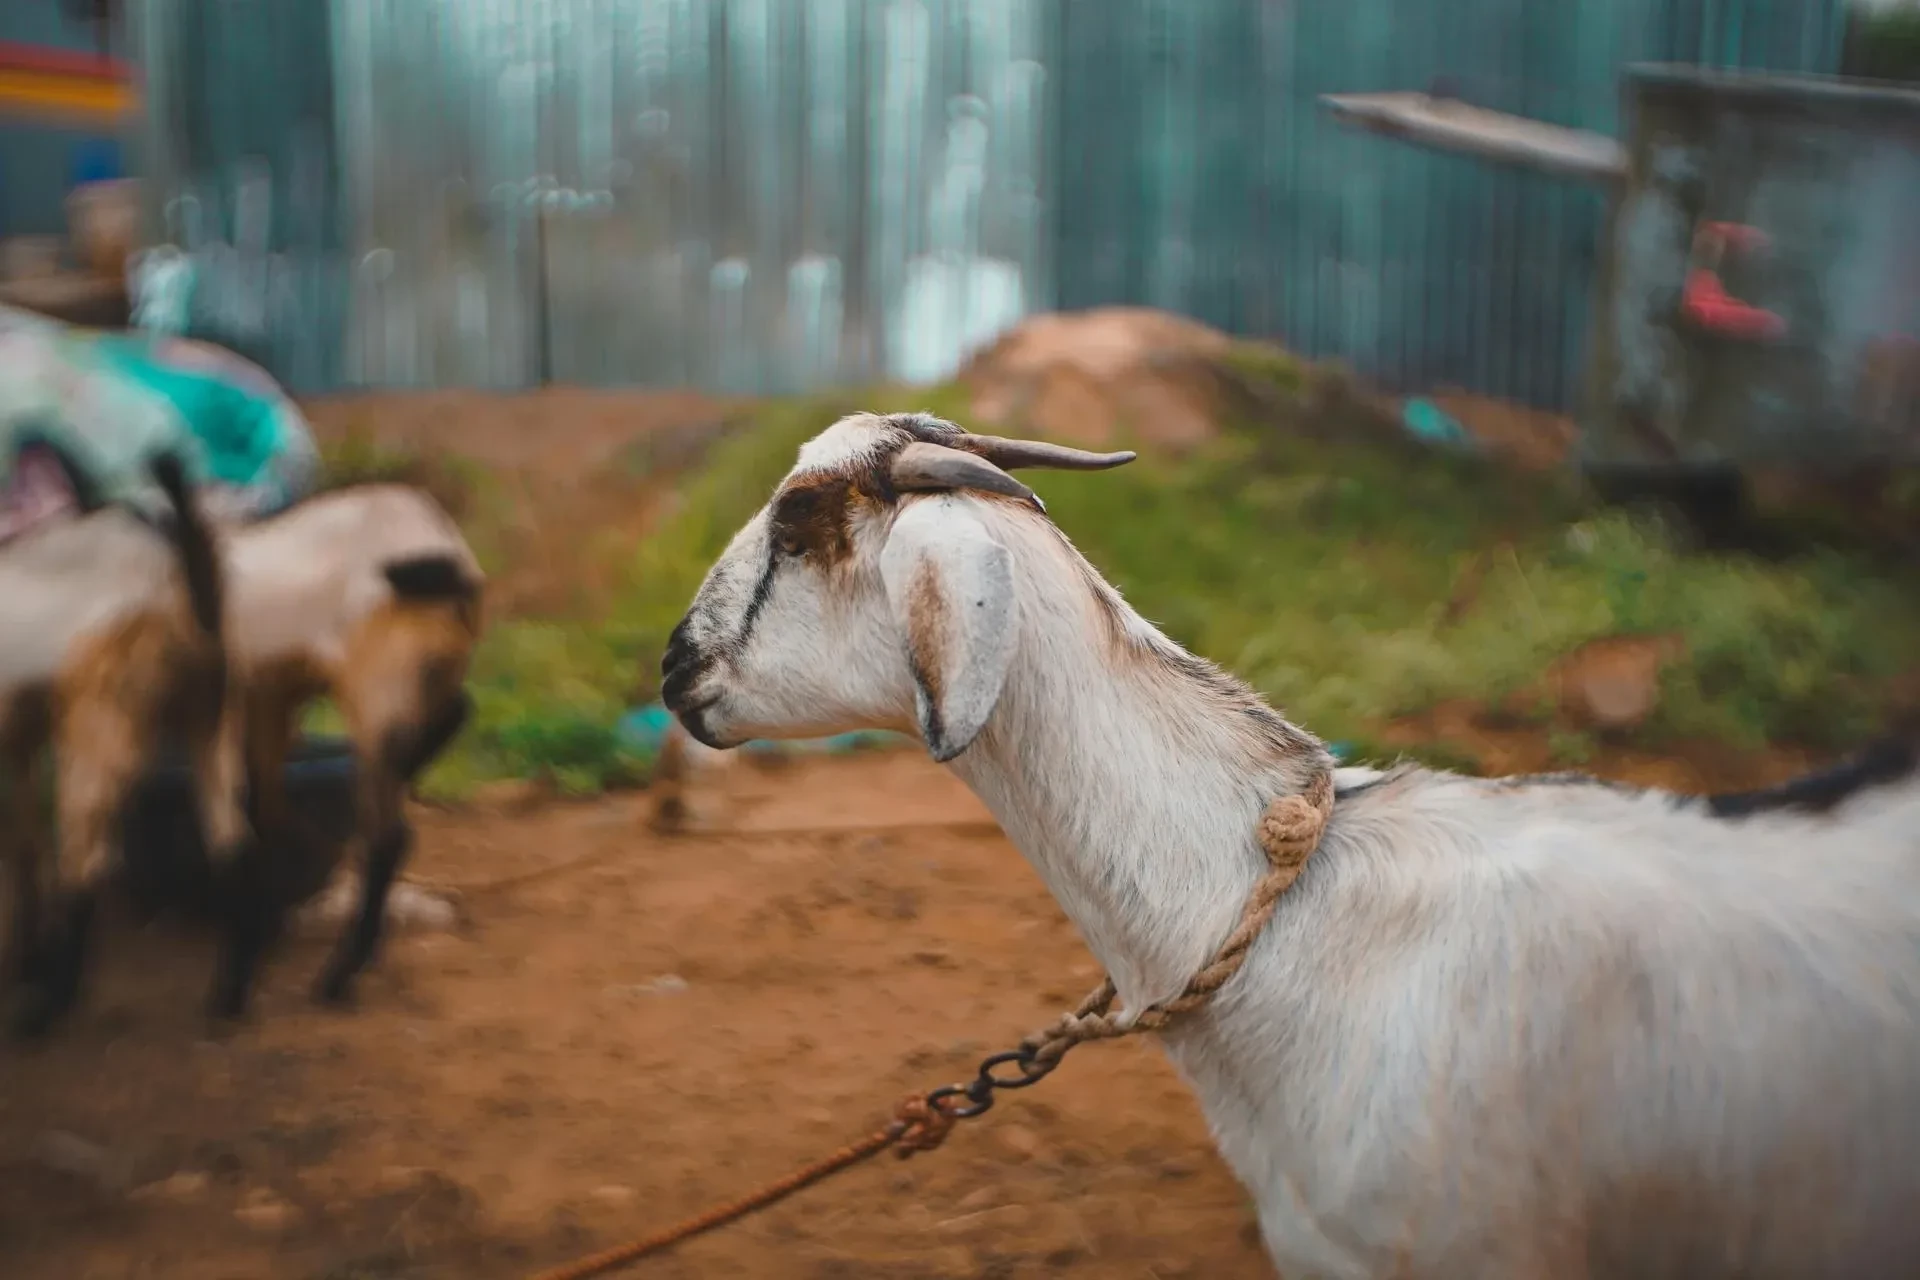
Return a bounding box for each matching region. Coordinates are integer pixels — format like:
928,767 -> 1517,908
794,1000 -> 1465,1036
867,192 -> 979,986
0,453 -> 255,1036
661,410 -> 1920,1279
215,483 -> 482,1012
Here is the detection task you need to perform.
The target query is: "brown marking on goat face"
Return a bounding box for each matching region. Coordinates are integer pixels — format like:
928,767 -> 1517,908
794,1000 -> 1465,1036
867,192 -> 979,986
334,599 -> 479,740
768,474 -> 862,566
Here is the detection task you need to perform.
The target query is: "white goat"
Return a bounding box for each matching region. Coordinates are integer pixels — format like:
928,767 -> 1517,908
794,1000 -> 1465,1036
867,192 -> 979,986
661,411 -> 1920,1279
0,453 -> 254,1035
213,483 -> 483,1012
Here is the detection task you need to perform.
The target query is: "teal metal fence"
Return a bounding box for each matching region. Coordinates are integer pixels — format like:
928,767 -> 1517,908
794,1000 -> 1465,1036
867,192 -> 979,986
130,0 -> 343,388
132,0 -> 1847,405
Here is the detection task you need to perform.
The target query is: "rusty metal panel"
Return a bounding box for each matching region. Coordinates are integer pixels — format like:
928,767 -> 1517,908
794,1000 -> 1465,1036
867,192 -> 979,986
1586,66 -> 1920,467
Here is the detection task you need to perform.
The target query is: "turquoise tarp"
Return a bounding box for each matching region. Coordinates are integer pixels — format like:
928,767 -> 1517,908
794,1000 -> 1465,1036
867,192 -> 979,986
0,303 -> 317,540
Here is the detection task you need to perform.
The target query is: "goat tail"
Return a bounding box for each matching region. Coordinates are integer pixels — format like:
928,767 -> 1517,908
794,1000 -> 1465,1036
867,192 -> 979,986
147,450 -> 225,639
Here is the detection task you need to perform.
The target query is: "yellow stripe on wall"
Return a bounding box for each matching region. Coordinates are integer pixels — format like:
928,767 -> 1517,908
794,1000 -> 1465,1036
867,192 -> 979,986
0,69 -> 137,123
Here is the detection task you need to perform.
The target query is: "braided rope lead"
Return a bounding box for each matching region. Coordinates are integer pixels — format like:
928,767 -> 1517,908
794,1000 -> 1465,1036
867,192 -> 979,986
526,768 -> 1335,1280
1019,768 -> 1336,1070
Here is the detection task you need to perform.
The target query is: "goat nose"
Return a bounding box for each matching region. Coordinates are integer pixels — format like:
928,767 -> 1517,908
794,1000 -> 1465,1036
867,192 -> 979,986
660,622 -> 706,714
660,668 -> 687,711
662,620 -> 692,677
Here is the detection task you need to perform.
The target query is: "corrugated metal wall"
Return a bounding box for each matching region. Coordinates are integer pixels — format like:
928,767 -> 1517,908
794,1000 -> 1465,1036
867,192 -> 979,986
134,0 -> 1846,405
130,0 -> 344,388
321,0 -> 1046,393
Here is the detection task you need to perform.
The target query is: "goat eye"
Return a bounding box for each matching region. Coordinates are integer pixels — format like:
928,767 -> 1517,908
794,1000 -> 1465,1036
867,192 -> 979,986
775,532 -> 806,558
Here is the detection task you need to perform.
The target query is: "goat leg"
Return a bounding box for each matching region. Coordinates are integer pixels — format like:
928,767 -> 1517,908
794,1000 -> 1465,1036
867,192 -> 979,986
3,827 -> 41,990
25,670 -> 148,1038
4,871 -> 37,989
313,688 -> 467,1006
312,818 -> 411,1006
206,837 -> 284,1022
1,739 -> 47,991
10,889 -> 97,1039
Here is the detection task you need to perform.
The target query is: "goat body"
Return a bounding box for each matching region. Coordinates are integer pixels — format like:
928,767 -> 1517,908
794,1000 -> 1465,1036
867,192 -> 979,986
0,457 -> 252,1034
947,517 -> 1920,1277
0,508 -> 199,689
215,483 -> 482,1009
662,411 -> 1920,1279
221,484 -> 480,678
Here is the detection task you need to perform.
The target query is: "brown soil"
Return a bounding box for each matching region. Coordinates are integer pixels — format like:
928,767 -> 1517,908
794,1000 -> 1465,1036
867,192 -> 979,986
302,389 -> 747,485
301,389 -> 745,620
958,308 -> 1237,453
957,311 -> 1585,474
1424,391 -> 1581,472
0,752 -> 1274,1280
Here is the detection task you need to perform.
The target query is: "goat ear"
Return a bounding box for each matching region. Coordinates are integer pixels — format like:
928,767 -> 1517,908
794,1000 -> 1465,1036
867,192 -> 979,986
880,498 -> 1017,764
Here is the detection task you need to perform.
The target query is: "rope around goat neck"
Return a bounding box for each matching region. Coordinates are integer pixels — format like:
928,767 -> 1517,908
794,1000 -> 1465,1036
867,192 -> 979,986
526,767 -> 1336,1280
1016,767 -> 1336,1073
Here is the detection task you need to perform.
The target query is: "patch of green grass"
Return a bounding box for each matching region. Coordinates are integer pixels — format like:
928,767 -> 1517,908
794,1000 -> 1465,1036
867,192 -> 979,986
1218,339 -> 1310,400
413,383 -> 1920,798
1547,728 -> 1599,768
1331,737 -> 1488,776
431,620 -> 651,797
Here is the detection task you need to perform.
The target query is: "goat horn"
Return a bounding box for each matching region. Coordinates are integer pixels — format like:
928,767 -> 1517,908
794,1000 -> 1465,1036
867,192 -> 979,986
959,435 -> 1138,472
891,441 -> 1043,510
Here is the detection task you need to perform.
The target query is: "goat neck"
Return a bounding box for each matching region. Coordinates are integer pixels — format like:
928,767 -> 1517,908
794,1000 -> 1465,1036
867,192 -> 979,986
943,506 -> 1334,1011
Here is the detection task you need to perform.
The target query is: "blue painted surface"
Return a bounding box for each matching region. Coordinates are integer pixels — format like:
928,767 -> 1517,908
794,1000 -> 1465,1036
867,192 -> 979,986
133,0 -> 1846,407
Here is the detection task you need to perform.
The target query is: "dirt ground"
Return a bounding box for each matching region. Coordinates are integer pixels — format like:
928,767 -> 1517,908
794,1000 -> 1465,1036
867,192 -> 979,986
302,388 -> 745,620
301,388 -> 746,484
0,752 -> 1276,1280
